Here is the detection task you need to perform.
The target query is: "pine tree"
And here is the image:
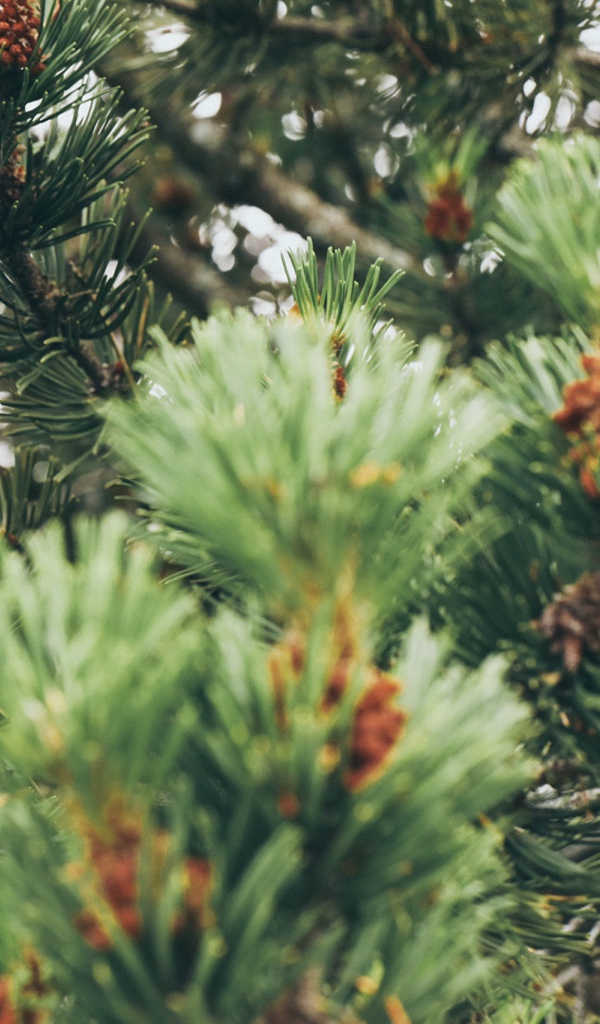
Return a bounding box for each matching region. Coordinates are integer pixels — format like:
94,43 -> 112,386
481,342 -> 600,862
4,3 -> 600,1024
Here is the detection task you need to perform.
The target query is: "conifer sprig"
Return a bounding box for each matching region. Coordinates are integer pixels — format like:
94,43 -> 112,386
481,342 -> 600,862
0,0 -> 166,459
285,240 -> 404,350
0,445 -> 72,543
488,135 -> 600,332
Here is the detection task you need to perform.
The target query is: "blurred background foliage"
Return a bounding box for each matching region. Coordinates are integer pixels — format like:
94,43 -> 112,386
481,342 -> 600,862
87,0 -> 600,361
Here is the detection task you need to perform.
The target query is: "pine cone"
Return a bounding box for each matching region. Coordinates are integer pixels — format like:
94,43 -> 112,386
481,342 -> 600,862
535,572 -> 600,672
0,0 -> 45,75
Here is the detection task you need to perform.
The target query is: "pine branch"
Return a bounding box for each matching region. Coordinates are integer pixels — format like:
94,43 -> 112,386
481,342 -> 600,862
269,15 -> 386,48
6,246 -> 128,396
101,61 -> 421,279
134,3 -> 441,72
244,161 -> 416,275
132,0 -> 581,82
8,247 -> 60,323
135,2 -> 391,51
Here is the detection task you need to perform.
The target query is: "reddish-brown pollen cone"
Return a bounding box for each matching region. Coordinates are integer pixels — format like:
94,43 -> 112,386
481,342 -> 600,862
72,909 -> 113,952
277,790 -> 300,819
580,466 -> 600,500
182,858 -> 213,924
333,363 -> 347,400
171,857 -> 214,936
0,978 -> 17,1024
319,597 -> 360,713
0,0 -> 45,75
268,630 -> 306,730
0,951 -> 50,1024
425,171 -> 473,243
344,671 -> 407,791
321,659 -> 350,713
554,359 -> 600,436
72,798 -> 143,949
554,354 -> 600,498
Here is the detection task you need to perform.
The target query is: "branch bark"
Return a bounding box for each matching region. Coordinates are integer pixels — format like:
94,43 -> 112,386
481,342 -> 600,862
136,1 -> 390,50
103,61 -> 421,280
153,117 -> 418,274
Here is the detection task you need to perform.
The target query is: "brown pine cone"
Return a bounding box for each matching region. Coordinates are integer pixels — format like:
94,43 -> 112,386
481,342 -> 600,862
535,571 -> 600,672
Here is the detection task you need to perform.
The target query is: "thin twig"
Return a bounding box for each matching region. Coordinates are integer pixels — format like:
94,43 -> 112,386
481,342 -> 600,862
137,1 -> 392,52
269,15 -> 388,50
387,17 -> 438,75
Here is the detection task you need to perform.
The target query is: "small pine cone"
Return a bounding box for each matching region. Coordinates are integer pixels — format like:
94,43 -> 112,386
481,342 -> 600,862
344,670 -> 407,790
424,170 -> 473,243
0,0 -> 45,76
333,363 -> 347,400
535,572 -> 600,672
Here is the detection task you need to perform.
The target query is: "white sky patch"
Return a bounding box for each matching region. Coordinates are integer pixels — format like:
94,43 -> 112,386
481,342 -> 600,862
0,442 -> 14,469
282,110 -> 307,141
523,78 -> 536,97
250,293 -> 278,317
234,206 -> 275,237
257,233 -> 307,284
525,91 -> 551,134
480,249 -> 503,274
389,121 -> 412,140
31,75 -> 100,140
374,143 -> 399,177
104,259 -> 131,288
585,99 -> 600,127
377,74 -> 399,97
198,204 -> 309,284
191,91 -> 222,119
145,24 -> 189,53
554,94 -> 575,130
580,25 -> 600,51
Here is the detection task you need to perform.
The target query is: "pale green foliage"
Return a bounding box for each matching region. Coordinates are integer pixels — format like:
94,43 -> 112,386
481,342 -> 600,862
3,1 -> 600,1022
106,309 -> 503,619
0,516 -> 531,1024
489,135 -> 600,332
0,514 -> 201,794
285,240 -> 403,347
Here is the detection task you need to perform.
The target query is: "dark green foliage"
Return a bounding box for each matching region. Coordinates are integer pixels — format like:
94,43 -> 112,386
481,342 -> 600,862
99,0 -> 600,355
0,446 -> 73,541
